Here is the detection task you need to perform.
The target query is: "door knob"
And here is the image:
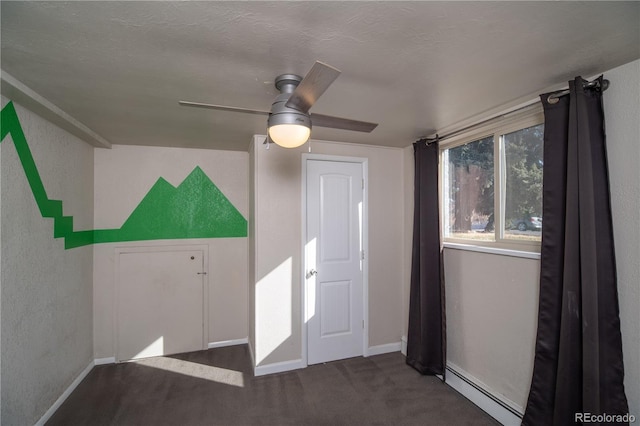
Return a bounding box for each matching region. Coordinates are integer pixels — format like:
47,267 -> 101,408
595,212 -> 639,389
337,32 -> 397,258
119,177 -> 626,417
306,269 -> 318,279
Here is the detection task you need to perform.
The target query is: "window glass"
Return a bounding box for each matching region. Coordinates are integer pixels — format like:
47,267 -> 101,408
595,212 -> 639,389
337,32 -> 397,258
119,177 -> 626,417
445,136 -> 494,241
441,110 -> 544,251
503,124 -> 544,241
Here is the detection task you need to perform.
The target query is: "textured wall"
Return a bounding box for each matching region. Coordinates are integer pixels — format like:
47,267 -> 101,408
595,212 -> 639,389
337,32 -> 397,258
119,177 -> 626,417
1,99 -> 94,425
251,138 -> 404,367
605,59 -> 640,418
93,144 -> 249,359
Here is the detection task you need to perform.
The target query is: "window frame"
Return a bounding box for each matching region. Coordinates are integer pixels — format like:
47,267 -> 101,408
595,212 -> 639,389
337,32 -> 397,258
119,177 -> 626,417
439,105 -> 544,253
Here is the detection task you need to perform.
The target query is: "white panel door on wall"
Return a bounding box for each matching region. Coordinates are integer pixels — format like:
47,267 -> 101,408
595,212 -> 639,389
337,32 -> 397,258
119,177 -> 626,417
117,248 -> 206,361
306,160 -> 364,365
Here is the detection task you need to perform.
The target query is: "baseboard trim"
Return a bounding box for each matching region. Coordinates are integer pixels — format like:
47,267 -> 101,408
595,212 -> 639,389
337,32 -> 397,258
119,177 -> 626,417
254,358 -> 305,377
94,357 -> 116,365
35,360 -> 94,426
366,342 -> 402,356
400,335 -> 407,356
445,363 -> 523,426
208,338 -> 249,349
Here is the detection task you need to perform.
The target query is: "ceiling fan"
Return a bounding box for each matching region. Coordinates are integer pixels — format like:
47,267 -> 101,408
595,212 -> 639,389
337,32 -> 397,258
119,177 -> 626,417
179,61 -> 378,148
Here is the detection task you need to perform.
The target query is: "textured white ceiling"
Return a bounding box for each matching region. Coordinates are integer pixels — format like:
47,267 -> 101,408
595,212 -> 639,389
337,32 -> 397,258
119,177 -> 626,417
1,1 -> 639,151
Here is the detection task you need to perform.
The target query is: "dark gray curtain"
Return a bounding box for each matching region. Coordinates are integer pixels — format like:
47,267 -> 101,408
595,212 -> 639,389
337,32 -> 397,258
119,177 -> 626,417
523,76 -> 628,425
406,139 -> 445,376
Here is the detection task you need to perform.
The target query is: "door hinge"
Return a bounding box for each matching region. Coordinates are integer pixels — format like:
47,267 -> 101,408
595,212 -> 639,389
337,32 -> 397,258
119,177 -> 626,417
361,250 -> 365,260
362,320 -> 365,329
362,178 -> 365,190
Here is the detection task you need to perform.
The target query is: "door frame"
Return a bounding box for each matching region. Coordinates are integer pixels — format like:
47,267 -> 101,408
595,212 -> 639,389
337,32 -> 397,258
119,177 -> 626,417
114,243 -> 209,362
301,154 -> 369,367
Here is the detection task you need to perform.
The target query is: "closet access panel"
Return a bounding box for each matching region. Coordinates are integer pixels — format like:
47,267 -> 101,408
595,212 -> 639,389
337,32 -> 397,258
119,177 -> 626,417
116,247 -> 207,361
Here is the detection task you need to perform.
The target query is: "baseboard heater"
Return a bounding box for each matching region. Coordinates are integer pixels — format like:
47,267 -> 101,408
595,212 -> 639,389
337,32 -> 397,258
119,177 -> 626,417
446,364 -> 524,424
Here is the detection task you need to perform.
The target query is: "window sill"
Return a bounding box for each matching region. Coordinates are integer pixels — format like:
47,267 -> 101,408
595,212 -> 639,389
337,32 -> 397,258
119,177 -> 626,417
443,242 -> 541,260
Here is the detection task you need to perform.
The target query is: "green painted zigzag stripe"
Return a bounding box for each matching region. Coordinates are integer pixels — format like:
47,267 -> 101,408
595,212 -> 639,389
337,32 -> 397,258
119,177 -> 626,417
1,101 -> 247,249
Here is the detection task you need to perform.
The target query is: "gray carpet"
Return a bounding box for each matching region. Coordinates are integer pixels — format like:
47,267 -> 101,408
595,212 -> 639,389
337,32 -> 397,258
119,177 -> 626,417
47,345 -> 499,425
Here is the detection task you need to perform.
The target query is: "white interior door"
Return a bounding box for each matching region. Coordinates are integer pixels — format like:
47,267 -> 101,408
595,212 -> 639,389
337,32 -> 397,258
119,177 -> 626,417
306,159 -> 364,365
117,248 -> 205,361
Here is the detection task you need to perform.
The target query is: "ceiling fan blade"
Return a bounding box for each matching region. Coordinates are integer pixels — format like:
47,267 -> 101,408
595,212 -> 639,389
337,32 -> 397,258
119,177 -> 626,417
285,61 -> 341,113
179,101 -> 270,116
311,113 -> 378,133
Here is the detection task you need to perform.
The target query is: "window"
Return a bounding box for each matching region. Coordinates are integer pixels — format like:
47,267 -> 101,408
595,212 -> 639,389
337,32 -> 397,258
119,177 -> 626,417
441,107 -> 544,251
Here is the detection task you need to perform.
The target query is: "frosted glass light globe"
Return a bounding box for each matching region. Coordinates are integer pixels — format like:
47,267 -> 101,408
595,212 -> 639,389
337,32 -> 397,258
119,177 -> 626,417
268,124 -> 311,148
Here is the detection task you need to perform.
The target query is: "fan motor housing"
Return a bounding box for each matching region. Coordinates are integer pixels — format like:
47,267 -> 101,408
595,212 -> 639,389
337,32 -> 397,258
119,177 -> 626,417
269,74 -> 311,129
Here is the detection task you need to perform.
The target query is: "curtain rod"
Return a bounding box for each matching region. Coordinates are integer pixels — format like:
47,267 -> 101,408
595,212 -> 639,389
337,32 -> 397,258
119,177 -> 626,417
418,101 -> 539,145
418,78 -> 610,145
546,78 -> 609,103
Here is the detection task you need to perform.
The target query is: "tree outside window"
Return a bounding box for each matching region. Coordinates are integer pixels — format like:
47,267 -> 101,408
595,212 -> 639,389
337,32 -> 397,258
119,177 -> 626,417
503,124 -> 544,240
445,136 -> 494,240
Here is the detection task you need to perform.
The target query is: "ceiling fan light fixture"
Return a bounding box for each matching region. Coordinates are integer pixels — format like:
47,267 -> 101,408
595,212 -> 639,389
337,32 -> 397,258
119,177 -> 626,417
180,62 -> 378,149
268,123 -> 311,148
267,111 -> 312,148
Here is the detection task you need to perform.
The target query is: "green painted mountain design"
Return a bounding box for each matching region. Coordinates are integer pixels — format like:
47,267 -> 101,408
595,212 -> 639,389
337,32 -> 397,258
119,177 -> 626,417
1,101 -> 247,249
93,166 -> 247,243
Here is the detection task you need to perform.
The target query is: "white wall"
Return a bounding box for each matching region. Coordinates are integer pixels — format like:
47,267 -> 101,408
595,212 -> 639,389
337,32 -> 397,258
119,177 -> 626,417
1,99 -> 94,425
248,140 -> 256,363
444,249 -> 539,411
401,145 -> 413,348
605,59 -> 640,417
93,144 -> 249,359
401,58 -> 640,416
250,137 -> 404,367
